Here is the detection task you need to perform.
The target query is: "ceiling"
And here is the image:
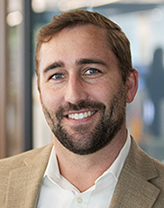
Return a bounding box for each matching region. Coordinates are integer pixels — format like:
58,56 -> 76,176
31,0 -> 164,13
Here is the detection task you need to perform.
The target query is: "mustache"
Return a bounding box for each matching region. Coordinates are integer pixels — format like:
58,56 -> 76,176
56,100 -> 106,120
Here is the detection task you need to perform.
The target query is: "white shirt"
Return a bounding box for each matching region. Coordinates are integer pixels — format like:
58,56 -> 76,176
37,131 -> 131,208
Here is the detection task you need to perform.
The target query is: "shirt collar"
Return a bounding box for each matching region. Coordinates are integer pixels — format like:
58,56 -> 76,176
96,130 -> 131,183
44,130 -> 131,187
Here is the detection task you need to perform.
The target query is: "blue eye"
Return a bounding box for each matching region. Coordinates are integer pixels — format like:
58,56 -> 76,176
85,68 -> 100,75
52,73 -> 64,79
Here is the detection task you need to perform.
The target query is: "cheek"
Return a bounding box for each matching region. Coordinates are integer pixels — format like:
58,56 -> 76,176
88,83 -> 112,105
91,79 -> 125,110
40,87 -> 63,111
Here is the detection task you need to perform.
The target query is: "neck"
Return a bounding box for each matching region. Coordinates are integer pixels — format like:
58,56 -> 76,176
53,128 -> 127,192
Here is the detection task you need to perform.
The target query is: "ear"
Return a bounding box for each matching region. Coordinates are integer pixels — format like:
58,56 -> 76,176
126,68 -> 138,103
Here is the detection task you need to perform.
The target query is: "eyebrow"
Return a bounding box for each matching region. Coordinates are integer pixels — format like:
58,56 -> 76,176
43,58 -> 107,74
76,58 -> 107,67
43,61 -> 64,74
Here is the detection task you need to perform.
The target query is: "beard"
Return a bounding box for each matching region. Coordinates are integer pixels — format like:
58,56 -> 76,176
41,84 -> 126,155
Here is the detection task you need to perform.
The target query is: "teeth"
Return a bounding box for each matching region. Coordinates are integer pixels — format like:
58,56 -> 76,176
68,111 -> 95,120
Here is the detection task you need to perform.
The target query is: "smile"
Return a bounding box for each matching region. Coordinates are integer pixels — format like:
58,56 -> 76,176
67,111 -> 96,120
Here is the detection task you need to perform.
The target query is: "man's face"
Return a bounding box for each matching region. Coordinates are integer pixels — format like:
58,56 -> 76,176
38,24 -> 127,155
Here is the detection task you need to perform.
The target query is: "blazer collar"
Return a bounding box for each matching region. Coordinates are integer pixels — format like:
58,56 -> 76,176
110,137 -> 160,208
5,144 -> 53,208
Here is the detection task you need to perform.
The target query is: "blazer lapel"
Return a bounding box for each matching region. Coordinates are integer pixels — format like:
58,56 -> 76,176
110,138 -> 160,208
5,144 -> 53,208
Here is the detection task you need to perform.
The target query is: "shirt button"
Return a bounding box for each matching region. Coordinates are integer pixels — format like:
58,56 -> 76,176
77,197 -> 83,204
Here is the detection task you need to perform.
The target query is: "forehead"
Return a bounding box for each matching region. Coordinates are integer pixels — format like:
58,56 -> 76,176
40,24 -> 107,52
39,24 -> 117,70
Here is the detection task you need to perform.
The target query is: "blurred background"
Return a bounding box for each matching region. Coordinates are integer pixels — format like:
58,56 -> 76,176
0,0 -> 164,162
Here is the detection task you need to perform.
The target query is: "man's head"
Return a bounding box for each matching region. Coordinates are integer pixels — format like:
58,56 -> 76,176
36,10 -> 138,155
36,10 -> 133,88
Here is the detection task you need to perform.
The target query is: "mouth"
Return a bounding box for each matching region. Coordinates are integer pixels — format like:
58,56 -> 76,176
66,110 -> 97,120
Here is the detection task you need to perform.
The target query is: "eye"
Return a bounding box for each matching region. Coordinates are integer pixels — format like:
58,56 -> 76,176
51,73 -> 65,80
85,68 -> 101,75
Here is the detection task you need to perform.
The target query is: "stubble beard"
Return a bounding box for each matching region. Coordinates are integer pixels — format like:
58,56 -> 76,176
41,85 -> 126,155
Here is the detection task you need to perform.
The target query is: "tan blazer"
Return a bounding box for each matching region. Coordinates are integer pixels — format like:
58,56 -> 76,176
0,138 -> 164,208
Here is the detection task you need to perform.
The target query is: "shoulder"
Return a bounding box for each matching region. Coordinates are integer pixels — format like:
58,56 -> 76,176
0,143 -> 53,172
147,152 -> 164,206
0,144 -> 53,207
128,137 -> 164,205
149,154 -> 164,189
128,137 -> 164,176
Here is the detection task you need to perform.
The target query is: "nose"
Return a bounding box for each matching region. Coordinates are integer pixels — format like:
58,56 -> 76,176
64,75 -> 89,104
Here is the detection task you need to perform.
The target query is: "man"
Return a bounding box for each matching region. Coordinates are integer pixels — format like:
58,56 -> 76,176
0,10 -> 164,208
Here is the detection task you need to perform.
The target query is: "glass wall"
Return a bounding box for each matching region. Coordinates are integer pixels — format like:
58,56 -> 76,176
3,0 -> 164,162
1,0 -> 24,157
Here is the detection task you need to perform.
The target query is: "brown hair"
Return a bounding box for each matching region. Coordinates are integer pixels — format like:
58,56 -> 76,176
35,10 -> 133,83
